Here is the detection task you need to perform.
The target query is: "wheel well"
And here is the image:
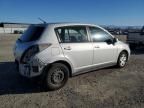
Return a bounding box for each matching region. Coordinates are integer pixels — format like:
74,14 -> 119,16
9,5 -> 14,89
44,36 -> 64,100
119,50 -> 129,61
52,61 -> 72,77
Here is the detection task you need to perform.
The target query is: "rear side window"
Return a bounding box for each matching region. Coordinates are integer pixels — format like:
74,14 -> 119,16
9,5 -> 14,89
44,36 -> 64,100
20,25 -> 45,42
55,26 -> 89,43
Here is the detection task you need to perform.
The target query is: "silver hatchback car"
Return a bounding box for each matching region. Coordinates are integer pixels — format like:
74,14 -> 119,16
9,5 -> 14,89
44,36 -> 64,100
14,23 -> 130,90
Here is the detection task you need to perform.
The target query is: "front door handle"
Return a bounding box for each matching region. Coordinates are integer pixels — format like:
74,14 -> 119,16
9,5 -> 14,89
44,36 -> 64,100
64,46 -> 71,50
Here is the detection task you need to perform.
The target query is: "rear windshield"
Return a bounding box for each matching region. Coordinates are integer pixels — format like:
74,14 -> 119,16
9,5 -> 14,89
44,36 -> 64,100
20,25 -> 45,42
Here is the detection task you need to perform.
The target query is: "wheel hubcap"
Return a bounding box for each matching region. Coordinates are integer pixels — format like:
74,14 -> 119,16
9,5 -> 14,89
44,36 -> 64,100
120,54 -> 127,66
51,68 -> 64,84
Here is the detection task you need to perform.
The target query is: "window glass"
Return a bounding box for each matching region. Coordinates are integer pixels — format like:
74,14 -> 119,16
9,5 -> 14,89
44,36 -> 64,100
20,25 -> 45,42
89,27 -> 113,42
55,26 -> 88,43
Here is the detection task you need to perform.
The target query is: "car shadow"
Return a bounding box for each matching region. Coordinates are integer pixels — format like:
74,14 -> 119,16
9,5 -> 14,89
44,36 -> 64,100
0,46 -> 143,96
0,62 -> 45,95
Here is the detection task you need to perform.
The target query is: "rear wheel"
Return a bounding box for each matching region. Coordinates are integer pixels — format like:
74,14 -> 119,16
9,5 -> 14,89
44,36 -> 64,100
43,63 -> 69,90
117,51 -> 128,68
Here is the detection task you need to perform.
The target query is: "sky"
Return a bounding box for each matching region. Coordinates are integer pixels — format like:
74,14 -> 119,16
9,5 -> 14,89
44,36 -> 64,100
0,0 -> 143,26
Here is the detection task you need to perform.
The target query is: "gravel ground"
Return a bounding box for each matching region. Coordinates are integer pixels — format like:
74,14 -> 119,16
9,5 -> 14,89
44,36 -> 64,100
0,34 -> 144,108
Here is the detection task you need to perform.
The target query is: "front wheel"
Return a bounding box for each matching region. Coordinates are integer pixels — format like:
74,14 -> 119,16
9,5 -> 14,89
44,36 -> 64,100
43,63 -> 69,91
117,51 -> 128,68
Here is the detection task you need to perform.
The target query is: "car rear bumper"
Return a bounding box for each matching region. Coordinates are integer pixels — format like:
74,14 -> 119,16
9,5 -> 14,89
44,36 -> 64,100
15,57 -> 46,78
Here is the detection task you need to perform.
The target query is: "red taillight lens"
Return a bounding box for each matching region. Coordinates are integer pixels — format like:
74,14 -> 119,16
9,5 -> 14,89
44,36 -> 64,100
21,43 -> 51,63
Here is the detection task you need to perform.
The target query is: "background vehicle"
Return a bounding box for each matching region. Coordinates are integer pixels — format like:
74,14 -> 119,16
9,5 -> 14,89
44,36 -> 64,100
13,23 -> 130,90
127,26 -> 144,49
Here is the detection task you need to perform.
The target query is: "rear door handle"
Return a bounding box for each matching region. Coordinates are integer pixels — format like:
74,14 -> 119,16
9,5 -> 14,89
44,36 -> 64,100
94,46 -> 100,48
64,46 -> 71,50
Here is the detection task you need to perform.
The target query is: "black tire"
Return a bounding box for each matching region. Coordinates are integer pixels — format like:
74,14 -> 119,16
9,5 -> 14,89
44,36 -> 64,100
117,51 -> 128,68
43,63 -> 69,91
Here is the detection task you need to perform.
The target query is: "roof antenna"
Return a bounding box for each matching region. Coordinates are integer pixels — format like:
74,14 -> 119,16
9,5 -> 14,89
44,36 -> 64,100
38,17 -> 47,24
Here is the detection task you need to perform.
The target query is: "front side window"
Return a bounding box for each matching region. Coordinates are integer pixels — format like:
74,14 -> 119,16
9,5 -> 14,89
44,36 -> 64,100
55,26 -> 88,43
89,27 -> 113,42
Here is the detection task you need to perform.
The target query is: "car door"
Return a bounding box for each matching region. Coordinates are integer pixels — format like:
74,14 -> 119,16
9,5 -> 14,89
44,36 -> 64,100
55,26 -> 93,73
88,26 -> 118,65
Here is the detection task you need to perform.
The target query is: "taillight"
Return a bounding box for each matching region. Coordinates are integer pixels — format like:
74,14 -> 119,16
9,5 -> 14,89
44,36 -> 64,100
21,43 -> 51,63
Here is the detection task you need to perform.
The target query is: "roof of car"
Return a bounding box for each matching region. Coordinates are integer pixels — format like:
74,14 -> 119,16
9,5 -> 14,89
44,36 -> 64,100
50,22 -> 97,26
33,22 -> 110,34
36,22 -> 99,27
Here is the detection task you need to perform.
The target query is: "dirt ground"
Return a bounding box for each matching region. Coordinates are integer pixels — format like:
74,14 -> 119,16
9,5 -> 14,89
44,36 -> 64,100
0,34 -> 144,108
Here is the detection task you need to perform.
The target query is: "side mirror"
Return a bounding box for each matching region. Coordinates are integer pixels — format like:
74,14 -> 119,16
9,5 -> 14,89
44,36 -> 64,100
105,38 -> 117,45
105,39 -> 113,45
113,38 -> 117,43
